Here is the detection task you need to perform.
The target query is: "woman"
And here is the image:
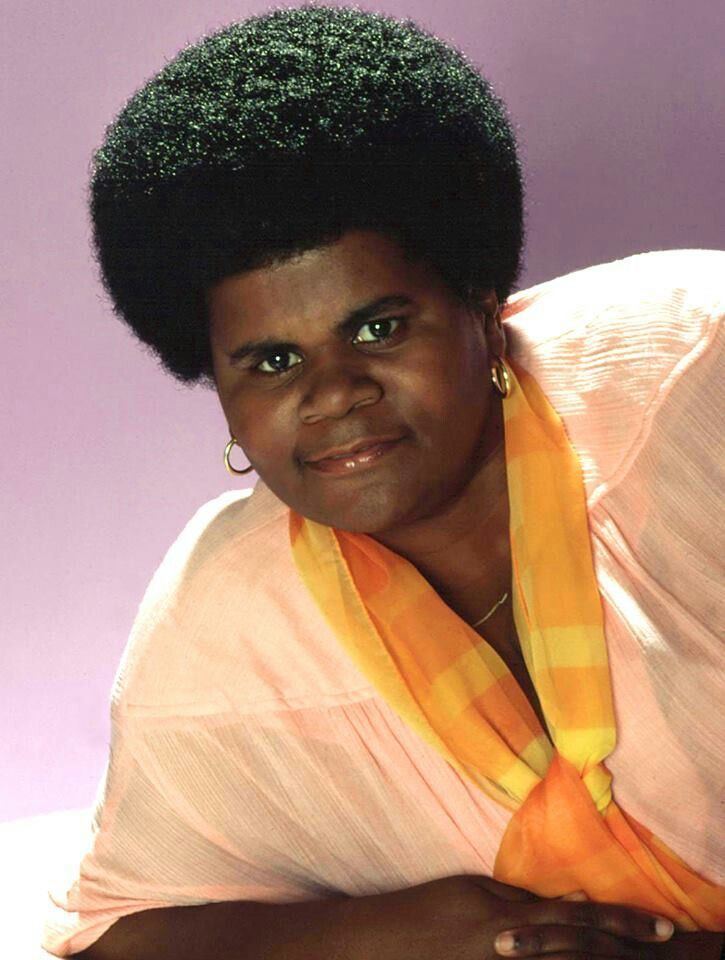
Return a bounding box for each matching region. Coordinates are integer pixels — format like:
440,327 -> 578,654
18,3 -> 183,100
43,5 -> 723,958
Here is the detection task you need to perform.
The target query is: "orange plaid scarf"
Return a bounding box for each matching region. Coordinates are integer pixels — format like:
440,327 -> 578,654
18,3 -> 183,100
289,358 -> 724,931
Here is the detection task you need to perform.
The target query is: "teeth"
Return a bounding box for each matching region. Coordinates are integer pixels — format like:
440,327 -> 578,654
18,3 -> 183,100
329,445 -> 374,460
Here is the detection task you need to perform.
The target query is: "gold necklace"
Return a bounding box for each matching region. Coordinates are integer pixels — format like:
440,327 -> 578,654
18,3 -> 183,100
471,591 -> 509,628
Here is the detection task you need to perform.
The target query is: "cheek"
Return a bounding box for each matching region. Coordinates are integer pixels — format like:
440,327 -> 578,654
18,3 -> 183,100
243,417 -> 288,465
396,359 -> 488,441
225,394 -> 291,464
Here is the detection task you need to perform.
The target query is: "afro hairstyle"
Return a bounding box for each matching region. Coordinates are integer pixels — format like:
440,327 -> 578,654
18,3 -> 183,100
89,3 -> 525,386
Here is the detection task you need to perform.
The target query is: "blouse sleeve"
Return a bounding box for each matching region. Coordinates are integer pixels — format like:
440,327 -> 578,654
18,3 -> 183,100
41,490 -> 326,958
592,285 -> 724,882
41,696 -> 340,956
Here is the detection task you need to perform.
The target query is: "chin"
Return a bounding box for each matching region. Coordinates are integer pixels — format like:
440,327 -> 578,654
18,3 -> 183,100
298,485 -> 415,535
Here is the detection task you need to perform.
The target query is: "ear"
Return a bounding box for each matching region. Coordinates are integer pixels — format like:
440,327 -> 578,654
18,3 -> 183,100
486,307 -> 507,359
477,290 -> 506,359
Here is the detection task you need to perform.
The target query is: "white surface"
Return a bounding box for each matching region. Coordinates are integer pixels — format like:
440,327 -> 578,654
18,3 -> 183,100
0,808 -> 92,958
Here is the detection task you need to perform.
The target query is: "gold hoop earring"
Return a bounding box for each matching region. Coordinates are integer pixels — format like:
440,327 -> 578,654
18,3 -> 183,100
491,357 -> 510,398
224,436 -> 254,476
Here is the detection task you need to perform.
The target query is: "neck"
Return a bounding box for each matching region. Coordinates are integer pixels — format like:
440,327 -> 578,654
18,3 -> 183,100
372,400 -> 511,620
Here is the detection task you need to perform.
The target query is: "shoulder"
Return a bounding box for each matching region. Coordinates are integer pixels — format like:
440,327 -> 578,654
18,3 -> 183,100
111,482 -> 284,714
505,249 -> 723,321
111,480 -> 366,719
123,482 -> 286,633
503,250 -> 723,503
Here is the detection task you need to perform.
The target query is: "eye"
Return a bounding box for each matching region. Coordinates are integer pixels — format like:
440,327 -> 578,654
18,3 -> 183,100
352,317 -> 402,344
251,317 -> 402,376
255,349 -> 303,375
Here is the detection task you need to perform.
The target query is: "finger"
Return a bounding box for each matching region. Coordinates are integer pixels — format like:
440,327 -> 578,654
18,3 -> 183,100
519,900 -> 675,943
494,924 -> 657,958
558,891 -> 588,902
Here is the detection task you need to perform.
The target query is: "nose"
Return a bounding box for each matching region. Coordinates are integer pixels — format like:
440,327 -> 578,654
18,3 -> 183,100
298,353 -> 383,423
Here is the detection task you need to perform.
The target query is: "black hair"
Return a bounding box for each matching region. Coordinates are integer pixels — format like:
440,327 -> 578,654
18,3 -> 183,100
89,3 -> 524,386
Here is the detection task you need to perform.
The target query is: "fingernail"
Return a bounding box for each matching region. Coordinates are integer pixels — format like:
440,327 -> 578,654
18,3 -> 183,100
562,890 -> 588,901
495,931 -> 519,954
655,917 -> 674,939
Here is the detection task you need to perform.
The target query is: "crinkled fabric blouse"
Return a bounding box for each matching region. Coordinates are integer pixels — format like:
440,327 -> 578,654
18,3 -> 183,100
42,250 -> 724,956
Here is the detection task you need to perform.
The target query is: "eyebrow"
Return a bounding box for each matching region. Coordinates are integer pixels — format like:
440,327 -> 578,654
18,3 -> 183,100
226,294 -> 415,363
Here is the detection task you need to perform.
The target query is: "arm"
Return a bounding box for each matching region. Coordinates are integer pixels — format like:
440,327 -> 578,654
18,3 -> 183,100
73,896 -> 353,960
72,875 -> 685,960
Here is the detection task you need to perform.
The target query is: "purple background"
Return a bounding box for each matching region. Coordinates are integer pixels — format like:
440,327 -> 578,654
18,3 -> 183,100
2,0 -> 723,822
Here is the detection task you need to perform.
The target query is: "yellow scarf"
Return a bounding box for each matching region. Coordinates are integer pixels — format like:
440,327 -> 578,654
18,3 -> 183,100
289,358 -> 724,931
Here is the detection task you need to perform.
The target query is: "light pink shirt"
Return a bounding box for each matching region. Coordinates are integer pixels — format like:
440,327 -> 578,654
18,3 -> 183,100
43,250 -> 724,956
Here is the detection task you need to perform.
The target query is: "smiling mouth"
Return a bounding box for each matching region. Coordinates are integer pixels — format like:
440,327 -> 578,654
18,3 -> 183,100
305,438 -> 403,475
306,434 -> 404,463
317,441 -> 387,461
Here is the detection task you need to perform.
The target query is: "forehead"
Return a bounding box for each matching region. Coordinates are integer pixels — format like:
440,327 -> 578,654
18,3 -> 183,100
206,230 -> 441,341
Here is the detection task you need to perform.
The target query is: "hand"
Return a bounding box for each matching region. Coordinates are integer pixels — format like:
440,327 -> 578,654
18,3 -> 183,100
340,873 -> 676,960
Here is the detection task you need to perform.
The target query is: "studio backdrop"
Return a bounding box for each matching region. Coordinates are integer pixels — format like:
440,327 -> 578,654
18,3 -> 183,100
2,0 -> 723,822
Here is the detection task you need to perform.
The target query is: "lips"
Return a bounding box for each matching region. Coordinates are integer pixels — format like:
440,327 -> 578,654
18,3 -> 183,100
305,435 -> 403,464
305,438 -> 403,476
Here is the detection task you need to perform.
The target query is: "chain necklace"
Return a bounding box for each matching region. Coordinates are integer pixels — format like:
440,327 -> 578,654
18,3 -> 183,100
471,591 -> 509,628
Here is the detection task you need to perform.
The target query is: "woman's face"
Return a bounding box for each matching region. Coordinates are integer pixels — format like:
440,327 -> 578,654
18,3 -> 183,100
208,229 -> 504,534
